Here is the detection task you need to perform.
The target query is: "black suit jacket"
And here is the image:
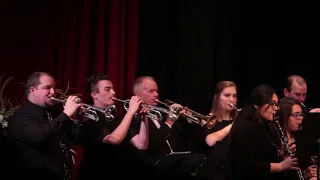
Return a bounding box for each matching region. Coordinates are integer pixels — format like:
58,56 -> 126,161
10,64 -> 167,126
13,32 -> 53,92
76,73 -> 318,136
7,100 -> 72,178
131,112 -> 202,158
228,114 -> 284,180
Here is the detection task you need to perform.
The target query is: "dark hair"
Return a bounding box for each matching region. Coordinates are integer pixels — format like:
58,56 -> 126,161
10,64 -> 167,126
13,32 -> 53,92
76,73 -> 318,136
277,97 -> 304,136
235,84 -> 277,124
250,84 -> 276,108
25,72 -> 52,96
85,73 -> 110,95
284,75 -> 306,92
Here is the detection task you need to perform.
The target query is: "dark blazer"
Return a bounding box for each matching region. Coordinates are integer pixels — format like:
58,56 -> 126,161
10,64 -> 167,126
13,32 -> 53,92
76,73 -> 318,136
145,114 -> 202,158
7,100 -> 72,179
227,110 -> 284,180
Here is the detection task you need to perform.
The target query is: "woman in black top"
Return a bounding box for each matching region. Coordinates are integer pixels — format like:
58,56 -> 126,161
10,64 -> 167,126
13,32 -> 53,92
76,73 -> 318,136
277,97 -> 317,180
227,84 -> 299,180
195,81 -> 238,179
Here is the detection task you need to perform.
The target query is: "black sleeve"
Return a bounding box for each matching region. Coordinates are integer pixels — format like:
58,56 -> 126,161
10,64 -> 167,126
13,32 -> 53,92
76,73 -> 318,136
126,115 -> 141,141
83,117 -> 111,145
156,121 -> 173,140
129,116 -> 173,142
203,123 -> 216,137
173,118 -> 203,150
8,111 -> 70,145
230,121 -> 271,176
68,120 -> 85,145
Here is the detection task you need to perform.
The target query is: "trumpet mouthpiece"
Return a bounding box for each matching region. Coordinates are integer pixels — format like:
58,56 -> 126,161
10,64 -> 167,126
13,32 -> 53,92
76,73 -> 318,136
228,102 -> 242,112
228,102 -> 235,108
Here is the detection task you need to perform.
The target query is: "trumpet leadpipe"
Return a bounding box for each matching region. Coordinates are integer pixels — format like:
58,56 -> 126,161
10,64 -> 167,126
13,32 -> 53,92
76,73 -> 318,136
156,99 -> 200,124
50,97 -> 67,103
50,97 -> 81,104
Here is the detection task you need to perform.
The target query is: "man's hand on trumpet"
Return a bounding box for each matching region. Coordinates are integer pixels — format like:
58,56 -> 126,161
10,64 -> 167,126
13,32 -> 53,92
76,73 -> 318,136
139,106 -> 149,115
63,95 -> 83,118
168,103 -> 183,113
164,103 -> 183,126
127,96 -> 144,115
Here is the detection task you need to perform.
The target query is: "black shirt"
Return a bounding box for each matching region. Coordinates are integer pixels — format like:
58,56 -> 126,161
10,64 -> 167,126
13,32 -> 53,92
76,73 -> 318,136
228,114 -> 284,180
78,111 -> 154,179
195,120 -> 233,179
8,100 -> 72,179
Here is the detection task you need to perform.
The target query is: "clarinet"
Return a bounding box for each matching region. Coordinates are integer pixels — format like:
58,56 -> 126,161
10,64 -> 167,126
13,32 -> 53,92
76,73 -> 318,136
273,115 -> 305,180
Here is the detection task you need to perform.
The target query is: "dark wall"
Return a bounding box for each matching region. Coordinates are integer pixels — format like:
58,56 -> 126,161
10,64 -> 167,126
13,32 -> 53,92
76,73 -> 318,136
136,0 -> 320,114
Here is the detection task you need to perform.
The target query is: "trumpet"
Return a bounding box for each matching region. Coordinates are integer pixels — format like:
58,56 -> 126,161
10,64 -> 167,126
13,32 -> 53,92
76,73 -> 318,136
155,99 -> 200,124
182,106 -> 217,128
112,98 -> 164,121
50,97 -> 116,121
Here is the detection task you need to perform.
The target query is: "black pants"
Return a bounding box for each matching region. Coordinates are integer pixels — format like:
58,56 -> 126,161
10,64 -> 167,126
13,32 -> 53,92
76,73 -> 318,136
154,153 -> 206,179
11,168 -> 59,180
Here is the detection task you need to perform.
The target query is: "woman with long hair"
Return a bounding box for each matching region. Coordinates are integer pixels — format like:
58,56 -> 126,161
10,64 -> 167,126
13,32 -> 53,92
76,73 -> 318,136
277,97 -> 317,180
227,84 -> 299,180
194,81 -> 238,180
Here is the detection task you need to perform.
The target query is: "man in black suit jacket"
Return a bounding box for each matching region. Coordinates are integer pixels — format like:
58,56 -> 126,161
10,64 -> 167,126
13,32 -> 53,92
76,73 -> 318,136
132,76 -> 205,179
8,72 -> 82,180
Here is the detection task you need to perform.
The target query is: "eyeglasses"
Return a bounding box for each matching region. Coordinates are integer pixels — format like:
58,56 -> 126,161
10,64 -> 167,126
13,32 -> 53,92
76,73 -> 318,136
269,101 -> 279,108
290,112 -> 305,119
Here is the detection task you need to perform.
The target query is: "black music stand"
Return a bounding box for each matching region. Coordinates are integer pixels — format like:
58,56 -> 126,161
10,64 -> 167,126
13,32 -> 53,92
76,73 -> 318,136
295,113 -> 320,171
298,113 -> 320,153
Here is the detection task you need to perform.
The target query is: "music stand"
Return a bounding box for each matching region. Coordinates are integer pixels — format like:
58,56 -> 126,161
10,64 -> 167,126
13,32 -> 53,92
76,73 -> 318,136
297,113 -> 320,155
294,112 -> 320,178
166,140 -> 191,156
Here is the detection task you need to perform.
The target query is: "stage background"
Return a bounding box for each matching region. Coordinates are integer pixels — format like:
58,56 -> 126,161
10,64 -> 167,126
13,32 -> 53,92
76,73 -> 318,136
0,0 -> 319,115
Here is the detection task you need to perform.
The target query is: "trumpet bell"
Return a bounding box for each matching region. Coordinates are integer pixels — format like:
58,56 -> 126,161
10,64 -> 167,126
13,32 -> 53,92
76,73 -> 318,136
205,115 -> 217,129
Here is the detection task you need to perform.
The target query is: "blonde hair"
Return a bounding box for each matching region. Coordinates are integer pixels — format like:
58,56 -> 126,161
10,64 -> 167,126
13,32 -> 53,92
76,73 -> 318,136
210,81 -> 238,121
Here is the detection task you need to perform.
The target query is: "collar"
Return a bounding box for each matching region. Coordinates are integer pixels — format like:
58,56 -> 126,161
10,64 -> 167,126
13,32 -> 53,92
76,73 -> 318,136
24,100 -> 48,119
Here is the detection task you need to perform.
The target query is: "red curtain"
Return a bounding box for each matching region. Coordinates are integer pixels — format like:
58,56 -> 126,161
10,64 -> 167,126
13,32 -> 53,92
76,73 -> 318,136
1,1 -> 139,179
47,0 -> 139,104
0,0 -> 139,107
46,1 -> 139,179
45,1 -> 139,179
